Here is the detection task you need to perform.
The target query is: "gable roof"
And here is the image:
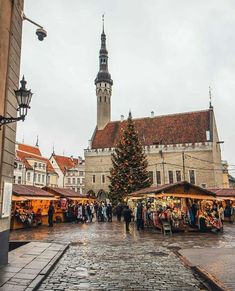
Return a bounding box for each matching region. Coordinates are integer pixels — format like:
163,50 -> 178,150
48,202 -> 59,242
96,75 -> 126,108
43,186 -> 87,198
17,143 -> 42,156
13,184 -> 54,197
208,188 -> 235,198
16,150 -> 56,174
129,181 -> 215,197
52,155 -> 81,174
91,109 -> 211,149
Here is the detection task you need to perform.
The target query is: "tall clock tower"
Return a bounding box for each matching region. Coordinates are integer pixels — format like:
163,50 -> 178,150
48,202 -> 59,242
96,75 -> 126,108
95,16 -> 113,130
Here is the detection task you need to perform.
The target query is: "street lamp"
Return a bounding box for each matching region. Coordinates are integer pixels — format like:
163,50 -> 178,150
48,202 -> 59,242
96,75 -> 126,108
0,76 -> 33,128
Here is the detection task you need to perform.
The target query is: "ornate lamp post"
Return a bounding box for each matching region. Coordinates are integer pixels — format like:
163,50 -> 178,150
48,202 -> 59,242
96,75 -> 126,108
0,76 -> 33,128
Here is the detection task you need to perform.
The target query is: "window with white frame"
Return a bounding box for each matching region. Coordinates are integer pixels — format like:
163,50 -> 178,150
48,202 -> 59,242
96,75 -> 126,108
18,176 -> 22,184
168,171 -> 174,184
79,171 -> 83,176
27,172 -> 31,182
68,178 -> 71,184
42,175 -> 45,183
73,178 -> 76,184
156,171 -> 161,185
38,163 -> 41,169
18,164 -> 22,170
189,170 -> 196,184
176,170 -> 181,182
38,174 -> 41,183
13,176 -> 16,183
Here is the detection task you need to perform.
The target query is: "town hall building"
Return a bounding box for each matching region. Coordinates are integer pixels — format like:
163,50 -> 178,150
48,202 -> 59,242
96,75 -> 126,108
84,22 -> 224,196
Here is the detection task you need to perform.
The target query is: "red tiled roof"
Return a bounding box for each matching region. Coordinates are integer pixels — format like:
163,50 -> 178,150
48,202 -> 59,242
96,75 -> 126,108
44,186 -> 87,198
13,184 -> 54,197
208,188 -> 235,197
91,110 -> 211,149
16,150 -> 56,174
17,143 -> 42,156
53,155 -> 81,174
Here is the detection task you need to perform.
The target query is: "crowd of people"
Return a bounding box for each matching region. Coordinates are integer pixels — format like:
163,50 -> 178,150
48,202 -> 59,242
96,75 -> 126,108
46,199 -> 235,234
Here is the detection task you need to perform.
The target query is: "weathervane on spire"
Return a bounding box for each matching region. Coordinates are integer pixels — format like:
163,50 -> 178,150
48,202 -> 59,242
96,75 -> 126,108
209,86 -> 213,109
36,135 -> 39,147
102,13 -> 105,33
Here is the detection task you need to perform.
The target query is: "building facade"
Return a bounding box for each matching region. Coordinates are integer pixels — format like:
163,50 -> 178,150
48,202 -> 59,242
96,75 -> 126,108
0,0 -> 24,266
50,154 -> 85,193
84,24 -> 224,196
14,143 -> 58,188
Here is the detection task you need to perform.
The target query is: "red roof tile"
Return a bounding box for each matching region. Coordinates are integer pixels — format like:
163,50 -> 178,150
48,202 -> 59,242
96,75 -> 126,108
53,155 -> 81,174
16,150 -> 56,174
13,184 -> 54,197
17,143 -> 42,156
91,110 -> 210,149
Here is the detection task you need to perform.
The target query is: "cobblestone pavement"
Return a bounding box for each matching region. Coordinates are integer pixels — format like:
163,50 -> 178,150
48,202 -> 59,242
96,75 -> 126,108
10,222 -> 235,290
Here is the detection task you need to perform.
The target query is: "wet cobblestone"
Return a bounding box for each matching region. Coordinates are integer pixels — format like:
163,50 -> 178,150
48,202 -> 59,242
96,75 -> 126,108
10,222 -> 235,290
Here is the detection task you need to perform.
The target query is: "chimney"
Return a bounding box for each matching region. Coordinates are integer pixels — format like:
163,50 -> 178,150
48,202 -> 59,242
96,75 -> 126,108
120,115 -> 124,121
151,111 -> 154,117
88,139 -> 92,149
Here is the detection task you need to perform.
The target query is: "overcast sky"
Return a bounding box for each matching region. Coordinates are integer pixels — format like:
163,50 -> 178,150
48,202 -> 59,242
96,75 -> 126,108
17,0 -> 235,174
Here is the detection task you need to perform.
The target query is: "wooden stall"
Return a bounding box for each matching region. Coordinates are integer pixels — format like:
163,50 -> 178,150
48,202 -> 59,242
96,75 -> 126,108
43,187 -> 96,222
11,184 -> 57,230
127,181 -> 222,233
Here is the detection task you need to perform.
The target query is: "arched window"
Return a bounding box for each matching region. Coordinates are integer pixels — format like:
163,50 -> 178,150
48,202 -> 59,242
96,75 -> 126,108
99,96 -> 102,102
104,96 -> 106,102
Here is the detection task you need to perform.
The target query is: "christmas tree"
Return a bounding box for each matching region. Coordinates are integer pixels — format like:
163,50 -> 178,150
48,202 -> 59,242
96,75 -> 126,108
108,112 -> 151,204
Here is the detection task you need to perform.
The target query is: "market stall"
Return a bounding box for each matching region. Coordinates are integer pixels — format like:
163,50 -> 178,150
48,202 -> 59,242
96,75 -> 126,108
43,186 -> 96,222
11,184 -> 57,230
127,181 -> 222,233
209,188 -> 235,223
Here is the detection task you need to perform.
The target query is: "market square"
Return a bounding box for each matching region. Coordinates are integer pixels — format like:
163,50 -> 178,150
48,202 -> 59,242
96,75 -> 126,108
1,1 -> 235,291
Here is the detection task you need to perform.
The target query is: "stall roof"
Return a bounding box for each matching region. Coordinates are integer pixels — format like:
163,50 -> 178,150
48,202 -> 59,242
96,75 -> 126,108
208,188 -> 235,198
13,184 -> 54,197
43,186 -> 88,199
129,181 -> 215,198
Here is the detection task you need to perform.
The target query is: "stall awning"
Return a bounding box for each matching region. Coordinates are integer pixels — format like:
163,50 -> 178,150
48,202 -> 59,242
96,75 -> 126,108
67,197 -> 87,201
216,196 -> 235,201
24,196 -> 58,201
12,195 -> 28,202
128,193 -> 216,200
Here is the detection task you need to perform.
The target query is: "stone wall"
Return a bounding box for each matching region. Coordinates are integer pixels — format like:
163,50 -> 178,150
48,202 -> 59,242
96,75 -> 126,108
84,141 -> 223,194
0,0 -> 24,266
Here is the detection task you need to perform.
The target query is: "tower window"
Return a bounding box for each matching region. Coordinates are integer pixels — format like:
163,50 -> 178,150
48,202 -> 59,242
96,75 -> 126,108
105,83 -> 107,87
105,96 -> 106,102
99,96 -> 102,102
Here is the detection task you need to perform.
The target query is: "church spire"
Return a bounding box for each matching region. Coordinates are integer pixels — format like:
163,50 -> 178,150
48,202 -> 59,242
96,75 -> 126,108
95,15 -> 113,86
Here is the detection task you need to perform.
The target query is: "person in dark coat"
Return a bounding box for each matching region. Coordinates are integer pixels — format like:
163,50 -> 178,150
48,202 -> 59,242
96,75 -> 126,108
106,203 -> 113,222
123,205 -> 132,232
136,202 -> 144,230
48,201 -> 55,227
116,202 -> 123,222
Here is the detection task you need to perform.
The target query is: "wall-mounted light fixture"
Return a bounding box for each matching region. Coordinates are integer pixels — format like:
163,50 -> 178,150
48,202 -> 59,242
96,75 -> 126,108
0,76 -> 33,128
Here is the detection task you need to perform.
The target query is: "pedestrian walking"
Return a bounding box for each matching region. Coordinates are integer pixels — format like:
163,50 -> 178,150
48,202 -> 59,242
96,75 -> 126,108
102,202 -> 108,222
136,202 -> 144,230
123,205 -> 132,232
106,203 -> 113,222
86,203 -> 92,222
48,201 -> 54,227
116,202 -> 123,222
